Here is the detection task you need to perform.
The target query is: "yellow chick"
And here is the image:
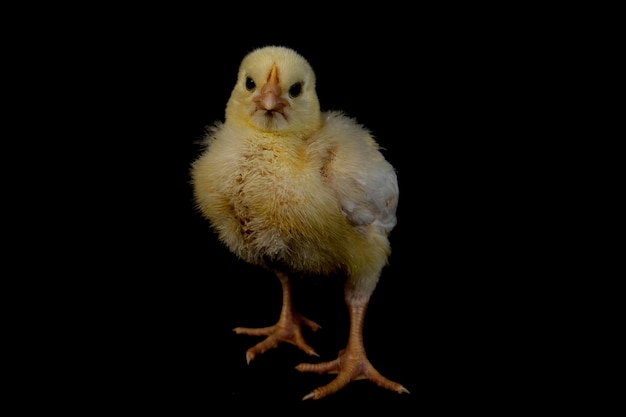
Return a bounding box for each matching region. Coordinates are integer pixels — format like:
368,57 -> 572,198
190,45 -> 408,400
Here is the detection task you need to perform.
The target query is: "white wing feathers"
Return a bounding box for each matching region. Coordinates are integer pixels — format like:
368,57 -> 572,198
310,111 -> 399,234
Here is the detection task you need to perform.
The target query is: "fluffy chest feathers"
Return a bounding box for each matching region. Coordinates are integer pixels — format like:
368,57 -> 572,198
229,131 -> 336,229
191,112 -> 398,274
192,120 -> 349,270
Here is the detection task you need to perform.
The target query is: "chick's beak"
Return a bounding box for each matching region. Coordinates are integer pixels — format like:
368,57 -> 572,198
254,65 -> 288,113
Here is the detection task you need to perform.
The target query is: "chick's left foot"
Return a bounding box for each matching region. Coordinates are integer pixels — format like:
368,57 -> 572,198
233,312 -> 321,364
296,348 -> 409,400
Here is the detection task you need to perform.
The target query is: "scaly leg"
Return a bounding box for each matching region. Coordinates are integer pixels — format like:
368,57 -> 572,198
296,284 -> 409,400
234,270 -> 321,364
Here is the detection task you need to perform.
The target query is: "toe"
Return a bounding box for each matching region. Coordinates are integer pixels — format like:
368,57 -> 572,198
364,364 -> 408,394
233,325 -> 275,336
295,358 -> 340,374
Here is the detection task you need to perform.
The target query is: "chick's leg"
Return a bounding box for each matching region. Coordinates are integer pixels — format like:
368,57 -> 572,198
296,284 -> 409,400
233,270 -> 321,364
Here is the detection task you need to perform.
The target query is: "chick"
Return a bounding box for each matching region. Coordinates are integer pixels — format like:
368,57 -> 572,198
190,45 -> 408,400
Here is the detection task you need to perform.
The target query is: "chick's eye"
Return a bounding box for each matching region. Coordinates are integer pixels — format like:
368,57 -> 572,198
289,82 -> 303,98
245,77 -> 256,91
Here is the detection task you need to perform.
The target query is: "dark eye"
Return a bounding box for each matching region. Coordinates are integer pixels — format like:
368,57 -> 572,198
289,82 -> 303,98
245,77 -> 256,91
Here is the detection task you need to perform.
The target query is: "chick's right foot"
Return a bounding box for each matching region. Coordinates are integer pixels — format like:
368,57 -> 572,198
234,312 -> 321,363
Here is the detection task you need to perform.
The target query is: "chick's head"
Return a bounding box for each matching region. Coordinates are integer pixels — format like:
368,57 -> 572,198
225,46 -> 322,136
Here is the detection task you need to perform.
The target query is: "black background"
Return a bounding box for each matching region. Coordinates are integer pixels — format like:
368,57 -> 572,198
23,8 -> 559,414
